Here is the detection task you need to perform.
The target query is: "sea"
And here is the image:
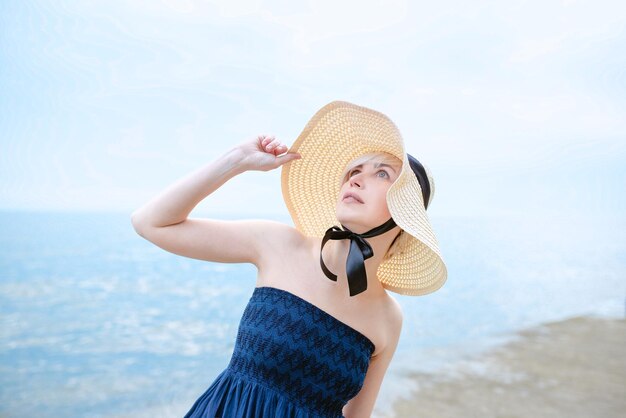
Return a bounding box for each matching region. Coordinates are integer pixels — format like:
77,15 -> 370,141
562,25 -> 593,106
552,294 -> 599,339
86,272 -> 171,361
1,210 -> 624,417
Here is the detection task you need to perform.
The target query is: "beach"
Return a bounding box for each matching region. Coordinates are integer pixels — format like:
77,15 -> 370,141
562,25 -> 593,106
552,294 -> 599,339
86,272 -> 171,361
388,315 -> 626,418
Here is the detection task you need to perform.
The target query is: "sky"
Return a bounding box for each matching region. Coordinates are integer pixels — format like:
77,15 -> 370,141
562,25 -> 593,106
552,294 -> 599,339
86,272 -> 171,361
1,0 -> 625,220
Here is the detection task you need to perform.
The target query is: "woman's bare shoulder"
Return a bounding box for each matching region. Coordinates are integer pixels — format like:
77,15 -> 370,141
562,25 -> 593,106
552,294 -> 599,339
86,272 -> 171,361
247,219 -> 311,257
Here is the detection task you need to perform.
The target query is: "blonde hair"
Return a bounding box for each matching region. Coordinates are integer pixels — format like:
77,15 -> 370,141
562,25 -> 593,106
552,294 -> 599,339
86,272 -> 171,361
339,152 -> 408,260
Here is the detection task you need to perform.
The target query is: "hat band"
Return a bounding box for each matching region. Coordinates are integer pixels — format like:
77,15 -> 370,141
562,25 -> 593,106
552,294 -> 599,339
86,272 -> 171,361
408,154 -> 431,210
320,217 -> 398,297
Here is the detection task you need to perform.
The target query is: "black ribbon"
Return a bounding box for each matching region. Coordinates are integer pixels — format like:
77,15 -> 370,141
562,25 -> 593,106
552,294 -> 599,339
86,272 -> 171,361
320,217 -> 397,297
408,153 -> 431,210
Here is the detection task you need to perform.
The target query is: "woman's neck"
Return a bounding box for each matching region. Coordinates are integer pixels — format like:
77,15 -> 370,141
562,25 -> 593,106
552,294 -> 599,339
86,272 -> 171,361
318,226 -> 400,299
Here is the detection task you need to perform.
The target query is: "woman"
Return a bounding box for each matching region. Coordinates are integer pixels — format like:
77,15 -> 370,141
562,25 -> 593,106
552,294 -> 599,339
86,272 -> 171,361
131,100 -> 447,417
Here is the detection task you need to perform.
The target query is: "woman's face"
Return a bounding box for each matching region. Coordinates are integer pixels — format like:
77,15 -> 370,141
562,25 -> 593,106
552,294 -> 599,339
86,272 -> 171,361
335,157 -> 401,233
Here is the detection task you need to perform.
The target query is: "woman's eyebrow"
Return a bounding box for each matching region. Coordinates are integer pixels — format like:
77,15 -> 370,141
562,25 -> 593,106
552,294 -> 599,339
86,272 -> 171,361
374,163 -> 397,173
350,162 -> 397,173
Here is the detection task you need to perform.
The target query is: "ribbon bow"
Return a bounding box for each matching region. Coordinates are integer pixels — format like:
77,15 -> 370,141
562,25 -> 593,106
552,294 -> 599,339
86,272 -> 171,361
320,217 -> 397,297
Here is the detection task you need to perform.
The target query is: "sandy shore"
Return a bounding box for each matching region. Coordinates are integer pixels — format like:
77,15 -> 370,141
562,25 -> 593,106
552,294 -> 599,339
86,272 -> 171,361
390,315 -> 626,418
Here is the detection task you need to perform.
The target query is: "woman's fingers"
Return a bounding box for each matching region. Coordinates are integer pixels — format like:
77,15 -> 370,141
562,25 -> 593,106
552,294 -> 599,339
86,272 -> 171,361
266,141 -> 282,151
243,134 -> 301,171
257,134 -> 291,157
267,138 -> 278,148
264,137 -> 283,153
260,135 -> 273,145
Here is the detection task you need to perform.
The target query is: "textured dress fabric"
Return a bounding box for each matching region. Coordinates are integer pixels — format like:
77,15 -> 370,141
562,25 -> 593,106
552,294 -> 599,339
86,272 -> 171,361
183,286 -> 376,418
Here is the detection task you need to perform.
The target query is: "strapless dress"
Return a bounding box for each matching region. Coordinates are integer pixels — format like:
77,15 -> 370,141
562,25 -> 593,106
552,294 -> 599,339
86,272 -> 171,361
183,286 -> 376,417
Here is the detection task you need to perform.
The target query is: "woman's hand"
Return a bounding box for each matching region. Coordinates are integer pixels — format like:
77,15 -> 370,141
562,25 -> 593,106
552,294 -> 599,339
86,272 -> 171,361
237,134 -> 301,172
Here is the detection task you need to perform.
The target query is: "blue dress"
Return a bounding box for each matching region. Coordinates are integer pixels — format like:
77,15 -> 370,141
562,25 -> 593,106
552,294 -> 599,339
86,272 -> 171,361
183,286 -> 376,418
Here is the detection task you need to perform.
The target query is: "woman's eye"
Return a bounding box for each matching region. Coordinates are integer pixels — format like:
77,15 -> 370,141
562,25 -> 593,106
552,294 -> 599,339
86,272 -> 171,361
378,170 -> 389,178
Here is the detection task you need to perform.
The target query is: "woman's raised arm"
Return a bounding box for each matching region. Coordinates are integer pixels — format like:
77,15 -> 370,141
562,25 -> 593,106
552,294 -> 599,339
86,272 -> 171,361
130,135 -> 301,266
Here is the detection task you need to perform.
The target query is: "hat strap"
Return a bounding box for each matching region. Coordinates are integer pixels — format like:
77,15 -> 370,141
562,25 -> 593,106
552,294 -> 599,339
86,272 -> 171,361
408,154 -> 431,210
320,217 -> 397,297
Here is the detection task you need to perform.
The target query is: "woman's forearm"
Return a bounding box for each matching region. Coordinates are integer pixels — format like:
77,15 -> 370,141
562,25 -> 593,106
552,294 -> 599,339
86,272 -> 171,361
131,146 -> 246,229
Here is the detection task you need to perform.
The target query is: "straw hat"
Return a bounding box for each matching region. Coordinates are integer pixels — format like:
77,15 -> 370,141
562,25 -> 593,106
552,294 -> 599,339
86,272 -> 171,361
280,100 -> 447,296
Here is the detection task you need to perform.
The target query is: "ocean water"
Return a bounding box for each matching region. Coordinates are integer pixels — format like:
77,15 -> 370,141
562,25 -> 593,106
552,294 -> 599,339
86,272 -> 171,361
0,210 -> 624,417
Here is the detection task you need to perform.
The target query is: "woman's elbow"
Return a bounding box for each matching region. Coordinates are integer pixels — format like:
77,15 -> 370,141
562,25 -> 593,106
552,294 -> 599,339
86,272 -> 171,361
130,211 -> 148,236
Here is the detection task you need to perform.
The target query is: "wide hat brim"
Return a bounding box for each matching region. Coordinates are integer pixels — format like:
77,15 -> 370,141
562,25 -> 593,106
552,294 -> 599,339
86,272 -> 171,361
280,100 -> 447,296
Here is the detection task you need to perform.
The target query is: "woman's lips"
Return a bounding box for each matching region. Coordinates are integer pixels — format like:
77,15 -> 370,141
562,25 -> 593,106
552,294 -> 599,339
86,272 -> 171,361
342,192 -> 363,203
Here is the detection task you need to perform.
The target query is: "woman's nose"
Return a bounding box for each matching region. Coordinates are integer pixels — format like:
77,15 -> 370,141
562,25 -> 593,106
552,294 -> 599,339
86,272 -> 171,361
349,174 -> 363,188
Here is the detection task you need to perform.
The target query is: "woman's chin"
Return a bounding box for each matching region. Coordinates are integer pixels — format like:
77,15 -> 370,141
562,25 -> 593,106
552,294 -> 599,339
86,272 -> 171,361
334,216 -> 367,233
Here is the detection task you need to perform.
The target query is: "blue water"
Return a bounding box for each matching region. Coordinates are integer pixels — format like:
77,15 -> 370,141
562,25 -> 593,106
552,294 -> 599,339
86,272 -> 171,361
1,210 -> 624,417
